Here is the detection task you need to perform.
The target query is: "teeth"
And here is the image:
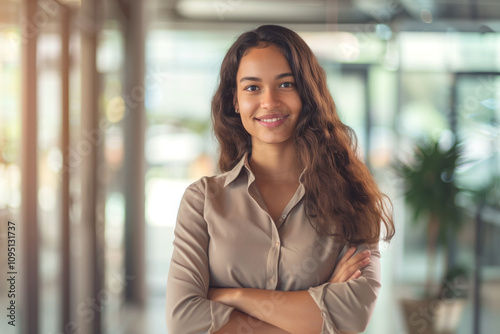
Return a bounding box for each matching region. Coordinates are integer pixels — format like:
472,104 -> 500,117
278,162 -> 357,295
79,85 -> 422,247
258,116 -> 285,123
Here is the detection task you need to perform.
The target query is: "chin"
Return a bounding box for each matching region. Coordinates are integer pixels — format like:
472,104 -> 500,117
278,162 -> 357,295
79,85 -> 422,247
255,135 -> 294,146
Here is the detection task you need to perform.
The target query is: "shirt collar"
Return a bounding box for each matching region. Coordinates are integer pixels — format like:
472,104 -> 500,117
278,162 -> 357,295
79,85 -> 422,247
223,152 -> 250,188
223,152 -> 307,188
298,167 -> 307,184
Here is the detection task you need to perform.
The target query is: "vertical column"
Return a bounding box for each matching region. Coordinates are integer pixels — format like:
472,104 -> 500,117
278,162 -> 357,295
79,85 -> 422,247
20,0 -> 39,333
363,69 -> 372,170
447,73 -> 458,271
60,3 -> 71,333
340,67 -> 371,168
122,0 -> 146,305
79,0 -> 103,333
473,205 -> 483,334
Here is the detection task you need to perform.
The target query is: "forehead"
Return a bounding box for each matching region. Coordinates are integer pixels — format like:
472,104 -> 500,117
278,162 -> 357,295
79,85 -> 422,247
237,44 -> 292,77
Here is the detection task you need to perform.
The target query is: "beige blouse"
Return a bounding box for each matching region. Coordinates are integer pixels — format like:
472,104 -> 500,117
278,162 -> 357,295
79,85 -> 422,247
166,153 -> 381,334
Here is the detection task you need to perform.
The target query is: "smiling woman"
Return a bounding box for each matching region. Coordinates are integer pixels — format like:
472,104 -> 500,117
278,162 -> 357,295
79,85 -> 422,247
165,25 -> 395,334
235,44 -> 302,148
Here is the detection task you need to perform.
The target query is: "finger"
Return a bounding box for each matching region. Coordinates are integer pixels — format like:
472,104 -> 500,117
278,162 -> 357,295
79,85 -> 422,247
336,247 -> 357,267
343,254 -> 371,274
350,249 -> 371,262
330,248 -> 371,283
331,255 -> 370,283
331,247 -> 357,277
342,250 -> 371,270
347,270 -> 361,281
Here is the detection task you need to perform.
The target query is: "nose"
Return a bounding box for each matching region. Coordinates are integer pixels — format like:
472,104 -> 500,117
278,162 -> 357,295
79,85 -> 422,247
260,88 -> 281,110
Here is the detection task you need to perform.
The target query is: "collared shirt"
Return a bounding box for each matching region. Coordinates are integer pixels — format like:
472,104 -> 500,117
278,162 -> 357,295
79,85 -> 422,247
166,153 -> 381,334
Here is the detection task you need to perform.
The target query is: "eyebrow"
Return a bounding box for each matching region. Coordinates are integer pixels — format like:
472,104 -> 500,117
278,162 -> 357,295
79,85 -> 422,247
239,72 -> 294,83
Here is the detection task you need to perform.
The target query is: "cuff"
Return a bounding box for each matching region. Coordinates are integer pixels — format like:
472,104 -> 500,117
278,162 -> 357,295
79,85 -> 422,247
208,301 -> 235,333
308,283 -> 340,334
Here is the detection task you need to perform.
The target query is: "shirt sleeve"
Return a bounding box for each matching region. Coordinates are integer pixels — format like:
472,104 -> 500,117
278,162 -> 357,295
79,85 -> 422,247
166,182 -> 234,334
307,243 -> 381,334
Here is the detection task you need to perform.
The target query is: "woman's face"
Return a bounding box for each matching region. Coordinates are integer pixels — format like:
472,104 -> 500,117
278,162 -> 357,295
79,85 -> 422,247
234,44 -> 302,148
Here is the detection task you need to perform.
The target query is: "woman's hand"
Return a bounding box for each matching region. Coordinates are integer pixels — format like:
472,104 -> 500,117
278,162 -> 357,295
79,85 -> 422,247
328,247 -> 371,283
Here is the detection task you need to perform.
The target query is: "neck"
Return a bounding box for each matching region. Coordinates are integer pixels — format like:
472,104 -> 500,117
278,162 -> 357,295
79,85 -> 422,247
249,140 -> 302,183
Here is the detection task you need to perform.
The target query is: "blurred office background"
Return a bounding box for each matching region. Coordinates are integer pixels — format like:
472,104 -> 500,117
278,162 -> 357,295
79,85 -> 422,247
0,0 -> 499,333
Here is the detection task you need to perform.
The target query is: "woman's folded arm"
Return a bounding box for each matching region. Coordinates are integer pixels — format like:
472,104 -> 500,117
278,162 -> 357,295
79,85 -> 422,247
214,310 -> 291,334
209,244 -> 380,334
166,184 -> 234,334
308,243 -> 381,333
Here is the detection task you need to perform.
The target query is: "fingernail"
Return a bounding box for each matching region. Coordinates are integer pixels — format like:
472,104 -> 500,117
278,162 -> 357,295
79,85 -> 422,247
363,250 -> 371,256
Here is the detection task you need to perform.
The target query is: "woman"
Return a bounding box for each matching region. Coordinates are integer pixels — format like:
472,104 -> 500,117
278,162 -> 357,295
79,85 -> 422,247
166,25 -> 395,334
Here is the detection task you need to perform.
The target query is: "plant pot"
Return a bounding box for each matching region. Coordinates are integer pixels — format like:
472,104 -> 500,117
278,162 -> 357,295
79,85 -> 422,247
400,298 -> 466,334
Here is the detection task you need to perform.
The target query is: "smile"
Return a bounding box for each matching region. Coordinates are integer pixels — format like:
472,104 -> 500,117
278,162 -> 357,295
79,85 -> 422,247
257,116 -> 286,123
255,114 -> 290,128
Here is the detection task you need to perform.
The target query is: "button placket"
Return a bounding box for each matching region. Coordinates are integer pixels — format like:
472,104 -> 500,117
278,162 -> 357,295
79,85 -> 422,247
267,219 -> 281,289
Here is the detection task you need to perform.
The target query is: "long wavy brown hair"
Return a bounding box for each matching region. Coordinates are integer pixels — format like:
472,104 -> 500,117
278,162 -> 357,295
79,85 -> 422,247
211,25 -> 394,245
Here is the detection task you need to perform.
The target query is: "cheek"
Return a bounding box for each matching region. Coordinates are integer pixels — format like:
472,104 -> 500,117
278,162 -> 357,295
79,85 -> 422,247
293,94 -> 303,110
240,115 -> 255,134
237,103 -> 254,131
296,100 -> 303,112
291,100 -> 303,118
237,95 -> 256,112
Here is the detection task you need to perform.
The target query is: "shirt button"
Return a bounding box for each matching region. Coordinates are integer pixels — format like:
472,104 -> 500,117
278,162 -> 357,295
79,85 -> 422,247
270,277 -> 275,283
281,215 -> 286,219
276,241 -> 280,247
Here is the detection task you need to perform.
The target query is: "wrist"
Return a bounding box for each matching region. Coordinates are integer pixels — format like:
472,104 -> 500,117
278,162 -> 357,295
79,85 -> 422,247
210,288 -> 242,307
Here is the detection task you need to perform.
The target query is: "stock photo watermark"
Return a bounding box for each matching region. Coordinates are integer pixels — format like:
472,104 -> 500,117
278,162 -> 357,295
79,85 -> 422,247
51,270 -> 135,334
8,0 -> 101,50
339,0 -> 403,61
405,276 -> 469,334
457,75 -> 497,113
5,221 -> 17,327
57,65 -> 168,181
7,0 -> 59,49
212,0 -> 242,20
219,291 -> 286,334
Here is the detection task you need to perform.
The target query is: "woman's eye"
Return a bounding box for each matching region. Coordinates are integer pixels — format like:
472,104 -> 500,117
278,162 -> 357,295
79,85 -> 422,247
244,85 -> 259,91
280,82 -> 295,88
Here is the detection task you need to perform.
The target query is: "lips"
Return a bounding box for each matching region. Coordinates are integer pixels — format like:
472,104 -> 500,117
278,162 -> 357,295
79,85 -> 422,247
255,114 -> 289,128
257,116 -> 286,123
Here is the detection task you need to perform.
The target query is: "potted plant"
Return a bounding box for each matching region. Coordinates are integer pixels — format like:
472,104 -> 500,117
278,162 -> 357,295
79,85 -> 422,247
395,136 -> 469,334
